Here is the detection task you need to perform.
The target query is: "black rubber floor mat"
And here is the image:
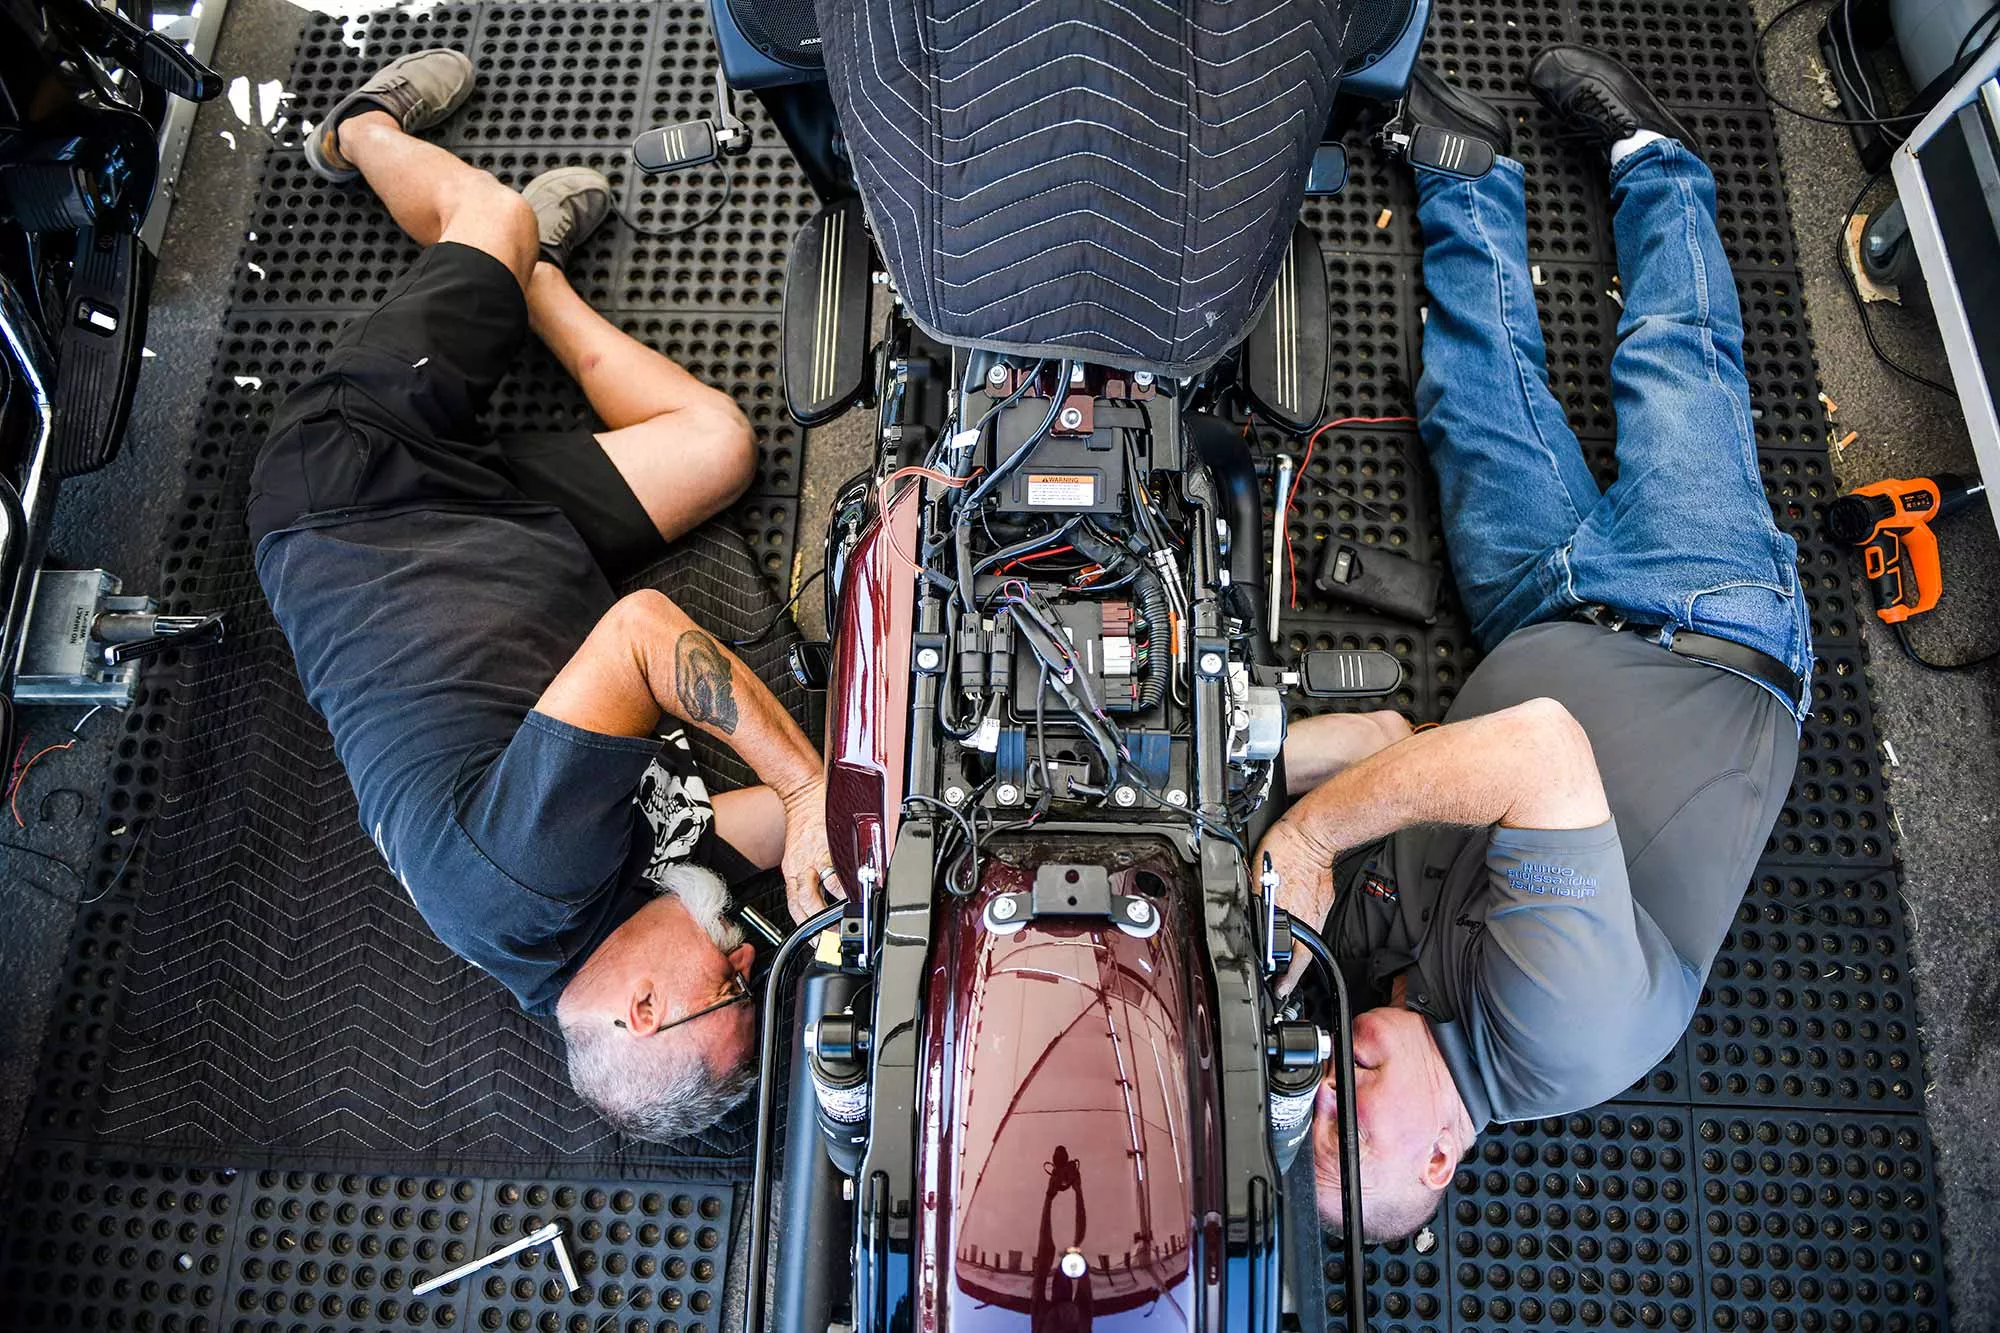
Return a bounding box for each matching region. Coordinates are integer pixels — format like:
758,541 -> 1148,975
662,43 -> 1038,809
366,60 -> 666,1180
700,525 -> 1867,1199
1323,1109 -> 1946,1331
0,0 -> 1953,1327
0,1144 -> 736,1331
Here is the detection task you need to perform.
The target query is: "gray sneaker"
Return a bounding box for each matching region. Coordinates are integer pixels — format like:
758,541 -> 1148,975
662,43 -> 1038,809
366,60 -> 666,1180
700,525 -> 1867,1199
522,167 -> 616,272
304,48 -> 477,183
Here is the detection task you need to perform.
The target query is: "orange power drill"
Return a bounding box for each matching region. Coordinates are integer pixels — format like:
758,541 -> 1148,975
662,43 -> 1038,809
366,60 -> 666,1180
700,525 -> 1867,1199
1824,473 -> 1986,623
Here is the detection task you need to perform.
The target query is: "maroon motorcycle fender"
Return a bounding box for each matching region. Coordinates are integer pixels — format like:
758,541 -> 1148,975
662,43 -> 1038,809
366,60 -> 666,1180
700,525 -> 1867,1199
917,841 -> 1221,1332
825,494 -> 920,901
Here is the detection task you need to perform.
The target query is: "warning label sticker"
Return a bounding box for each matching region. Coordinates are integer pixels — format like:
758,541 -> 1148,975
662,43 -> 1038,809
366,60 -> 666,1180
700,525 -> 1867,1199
1026,473 -> 1097,507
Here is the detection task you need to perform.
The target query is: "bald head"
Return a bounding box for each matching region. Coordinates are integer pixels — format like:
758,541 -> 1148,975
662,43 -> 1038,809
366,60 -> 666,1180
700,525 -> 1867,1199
1312,1006 -> 1476,1244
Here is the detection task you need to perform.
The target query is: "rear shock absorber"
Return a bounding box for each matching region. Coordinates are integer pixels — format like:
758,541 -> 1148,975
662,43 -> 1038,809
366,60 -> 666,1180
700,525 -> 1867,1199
807,991 -> 872,1178
1267,1021 -> 1330,1172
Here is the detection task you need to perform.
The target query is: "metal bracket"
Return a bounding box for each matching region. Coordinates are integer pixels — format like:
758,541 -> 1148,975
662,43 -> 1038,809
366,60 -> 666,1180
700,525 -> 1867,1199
981,866 -> 1163,939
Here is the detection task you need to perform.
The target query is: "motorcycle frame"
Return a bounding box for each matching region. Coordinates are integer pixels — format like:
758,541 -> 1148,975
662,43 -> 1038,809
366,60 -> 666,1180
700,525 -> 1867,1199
707,23 -> 1413,1329
736,321 -> 1371,1332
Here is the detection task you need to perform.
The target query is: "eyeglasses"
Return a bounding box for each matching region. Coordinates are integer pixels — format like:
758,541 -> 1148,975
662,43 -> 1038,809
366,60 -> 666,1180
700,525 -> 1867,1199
615,972 -> 753,1038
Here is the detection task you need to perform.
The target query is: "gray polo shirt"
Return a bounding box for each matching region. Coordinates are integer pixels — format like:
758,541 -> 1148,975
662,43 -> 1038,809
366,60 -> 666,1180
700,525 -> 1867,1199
1325,620 -> 1799,1126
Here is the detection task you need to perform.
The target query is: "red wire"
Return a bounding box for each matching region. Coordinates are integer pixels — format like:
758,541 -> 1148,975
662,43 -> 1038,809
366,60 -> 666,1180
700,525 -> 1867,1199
999,544 -> 1076,573
11,738 -> 75,828
1283,415 -> 1418,608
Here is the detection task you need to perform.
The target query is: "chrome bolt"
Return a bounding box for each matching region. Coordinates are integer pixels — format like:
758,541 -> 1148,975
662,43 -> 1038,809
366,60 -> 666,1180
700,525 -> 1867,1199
1058,406 -> 1084,431
1134,371 -> 1155,388
996,782 -> 1022,806
944,785 -> 967,806
992,895 -> 1019,921
1126,898 -> 1151,924
915,645 -> 941,671
1113,786 -> 1137,807
986,364 -> 1009,387
1166,788 -> 1188,807
1198,651 -> 1224,676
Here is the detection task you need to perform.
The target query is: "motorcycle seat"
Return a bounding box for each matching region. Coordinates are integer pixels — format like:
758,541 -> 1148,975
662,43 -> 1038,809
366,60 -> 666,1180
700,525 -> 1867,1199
816,0 -> 1364,376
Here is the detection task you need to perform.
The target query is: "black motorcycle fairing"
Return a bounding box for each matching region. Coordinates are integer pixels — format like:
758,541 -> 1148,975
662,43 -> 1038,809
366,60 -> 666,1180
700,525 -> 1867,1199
815,0 -> 1354,378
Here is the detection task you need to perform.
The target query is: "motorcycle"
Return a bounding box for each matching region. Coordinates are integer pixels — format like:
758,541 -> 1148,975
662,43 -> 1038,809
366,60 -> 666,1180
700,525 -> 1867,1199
636,1 -> 1499,1327
0,0 -> 224,760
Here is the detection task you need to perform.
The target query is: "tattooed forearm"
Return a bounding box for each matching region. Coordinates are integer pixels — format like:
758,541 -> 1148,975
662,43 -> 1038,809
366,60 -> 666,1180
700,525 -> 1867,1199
674,630 -> 740,734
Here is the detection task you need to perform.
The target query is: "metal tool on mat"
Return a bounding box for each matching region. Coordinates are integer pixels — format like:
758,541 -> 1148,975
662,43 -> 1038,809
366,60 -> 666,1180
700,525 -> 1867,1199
412,1222 -> 580,1297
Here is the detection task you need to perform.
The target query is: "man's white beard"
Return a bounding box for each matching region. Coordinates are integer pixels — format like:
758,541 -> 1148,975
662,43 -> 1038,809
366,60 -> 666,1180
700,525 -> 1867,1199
659,863 -> 744,952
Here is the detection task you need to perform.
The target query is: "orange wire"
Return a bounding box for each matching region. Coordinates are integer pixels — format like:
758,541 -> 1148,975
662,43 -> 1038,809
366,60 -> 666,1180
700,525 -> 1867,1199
1283,415 -> 1417,608
11,739 -> 75,828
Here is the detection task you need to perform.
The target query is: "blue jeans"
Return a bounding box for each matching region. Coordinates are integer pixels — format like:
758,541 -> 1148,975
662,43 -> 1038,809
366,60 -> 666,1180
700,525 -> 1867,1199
1414,140 -> 1813,720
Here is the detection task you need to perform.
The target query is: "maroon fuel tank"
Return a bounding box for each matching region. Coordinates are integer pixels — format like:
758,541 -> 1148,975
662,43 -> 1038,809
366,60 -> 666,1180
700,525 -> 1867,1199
824,494 -> 919,902
915,845 -> 1220,1333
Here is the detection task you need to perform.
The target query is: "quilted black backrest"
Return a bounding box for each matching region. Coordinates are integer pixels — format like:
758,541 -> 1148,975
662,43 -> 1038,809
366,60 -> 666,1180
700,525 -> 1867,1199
817,0 -> 1353,376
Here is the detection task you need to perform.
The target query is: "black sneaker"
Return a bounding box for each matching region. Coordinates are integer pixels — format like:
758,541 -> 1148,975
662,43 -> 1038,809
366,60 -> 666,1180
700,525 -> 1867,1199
1527,45 -> 1698,158
1406,64 -> 1513,158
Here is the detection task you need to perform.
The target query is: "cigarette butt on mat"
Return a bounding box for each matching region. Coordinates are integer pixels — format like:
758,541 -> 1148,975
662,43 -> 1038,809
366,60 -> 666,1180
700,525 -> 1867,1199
1834,430 -> 1858,453
1819,392 -> 1839,415
1375,208 -> 1393,229
1531,264 -> 1545,286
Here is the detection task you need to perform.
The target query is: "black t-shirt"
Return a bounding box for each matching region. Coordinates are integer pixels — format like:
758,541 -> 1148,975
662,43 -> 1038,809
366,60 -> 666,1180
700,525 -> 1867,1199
256,502 -> 727,1016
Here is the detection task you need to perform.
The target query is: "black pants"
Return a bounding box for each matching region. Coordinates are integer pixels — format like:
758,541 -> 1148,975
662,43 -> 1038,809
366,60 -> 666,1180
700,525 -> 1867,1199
247,242 -> 668,580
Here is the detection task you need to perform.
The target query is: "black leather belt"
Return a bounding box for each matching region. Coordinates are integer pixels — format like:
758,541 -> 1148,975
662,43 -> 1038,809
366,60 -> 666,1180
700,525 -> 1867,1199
1574,605 -> 1804,705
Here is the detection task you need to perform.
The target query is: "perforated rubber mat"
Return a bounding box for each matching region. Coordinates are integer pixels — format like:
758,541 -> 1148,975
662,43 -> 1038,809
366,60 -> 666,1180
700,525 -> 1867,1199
0,0 -> 1951,1329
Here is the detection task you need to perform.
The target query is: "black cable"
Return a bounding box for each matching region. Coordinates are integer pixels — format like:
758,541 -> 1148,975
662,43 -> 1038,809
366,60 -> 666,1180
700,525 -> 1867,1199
1190,813 -> 1247,853
0,839 -> 83,906
1285,917 -> 1367,1319
1955,0 -> 2000,69
84,822 -> 149,903
962,362 -> 1043,457
0,838 -> 83,884
1835,0 -> 1882,120
973,516 -> 1082,575
963,362 -> 1076,509
903,793 -> 981,893
1034,663 -> 1054,800
729,567 -> 826,648
613,169 -> 735,242
1834,170 -> 1958,396
1753,0 -> 2000,127
36,787 -> 88,824
1892,621 -> 2000,671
